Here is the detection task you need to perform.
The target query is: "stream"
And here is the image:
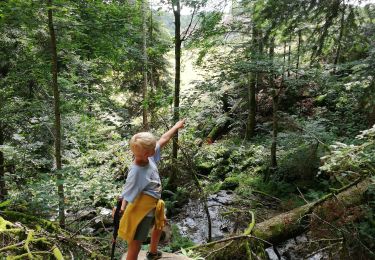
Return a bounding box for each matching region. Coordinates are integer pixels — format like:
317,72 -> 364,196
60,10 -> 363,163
173,190 -> 332,260
173,190 -> 236,244
71,189 -> 332,259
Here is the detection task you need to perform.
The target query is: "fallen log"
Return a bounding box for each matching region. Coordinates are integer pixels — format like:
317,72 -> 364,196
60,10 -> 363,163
253,178 -> 371,244
204,98 -> 244,144
184,178 -> 371,259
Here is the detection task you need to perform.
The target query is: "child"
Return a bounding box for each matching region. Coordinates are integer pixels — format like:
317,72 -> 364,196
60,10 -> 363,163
118,119 -> 185,260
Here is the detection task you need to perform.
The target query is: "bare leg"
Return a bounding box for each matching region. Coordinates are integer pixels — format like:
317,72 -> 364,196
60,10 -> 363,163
149,226 -> 162,253
127,240 -> 142,260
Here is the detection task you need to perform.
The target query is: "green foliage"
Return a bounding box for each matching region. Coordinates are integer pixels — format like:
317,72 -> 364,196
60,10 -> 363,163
164,187 -> 190,216
166,225 -> 195,252
195,141 -> 268,182
220,176 -> 239,190
1,0 -> 375,258
276,143 -> 320,181
320,125 -> 375,180
180,247 -> 205,260
358,177 -> 375,249
237,175 -> 296,200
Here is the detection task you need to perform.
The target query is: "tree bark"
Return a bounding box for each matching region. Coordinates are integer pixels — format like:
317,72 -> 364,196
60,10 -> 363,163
48,0 -> 65,227
0,122 -> 7,200
287,34 -> 292,77
269,38 -> 277,181
270,93 -> 278,177
167,0 -> 181,190
149,1 -> 155,126
142,0 -> 148,130
245,22 -> 258,140
283,41 -> 287,78
296,29 -> 302,73
172,0 -> 181,159
245,73 -> 256,140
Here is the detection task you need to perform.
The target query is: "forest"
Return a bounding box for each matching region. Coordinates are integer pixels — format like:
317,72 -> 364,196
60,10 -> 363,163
0,0 -> 374,259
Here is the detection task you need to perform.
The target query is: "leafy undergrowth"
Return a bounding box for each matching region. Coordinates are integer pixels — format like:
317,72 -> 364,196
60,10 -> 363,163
0,206 -> 108,259
184,124 -> 375,258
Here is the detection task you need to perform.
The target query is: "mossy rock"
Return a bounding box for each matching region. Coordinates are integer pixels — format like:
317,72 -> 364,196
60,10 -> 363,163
221,177 -> 239,190
196,161 -> 215,175
211,165 -> 230,180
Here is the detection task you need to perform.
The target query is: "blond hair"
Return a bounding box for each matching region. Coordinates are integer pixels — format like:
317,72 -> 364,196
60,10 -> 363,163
129,132 -> 156,154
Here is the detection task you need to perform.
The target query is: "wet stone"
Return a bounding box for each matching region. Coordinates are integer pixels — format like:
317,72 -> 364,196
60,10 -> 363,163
265,247 -> 279,260
174,190 -> 236,244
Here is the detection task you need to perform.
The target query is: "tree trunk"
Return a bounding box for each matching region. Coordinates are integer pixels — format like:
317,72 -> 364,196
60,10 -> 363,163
283,41 -> 287,78
168,0 -> 181,190
48,0 -> 65,227
253,178 -> 370,244
142,0 -> 148,130
149,2 -> 155,126
287,34 -> 292,77
245,23 -> 258,140
245,73 -> 256,140
333,3 -> 347,74
0,122 -> 7,200
270,94 -> 278,171
296,29 -> 302,73
268,38 -> 277,182
88,84 -> 92,115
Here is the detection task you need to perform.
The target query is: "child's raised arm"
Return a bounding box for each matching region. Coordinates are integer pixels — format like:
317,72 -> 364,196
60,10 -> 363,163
158,119 -> 186,148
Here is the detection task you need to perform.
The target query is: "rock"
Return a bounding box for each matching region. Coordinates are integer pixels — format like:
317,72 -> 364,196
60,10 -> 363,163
307,252 -> 324,260
208,190 -> 234,205
81,227 -> 95,235
72,209 -> 97,221
265,247 -> 279,260
174,190 -> 235,244
121,250 -> 192,260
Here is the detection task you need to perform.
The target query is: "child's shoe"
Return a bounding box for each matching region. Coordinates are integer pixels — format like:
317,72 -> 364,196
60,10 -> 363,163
146,250 -> 162,260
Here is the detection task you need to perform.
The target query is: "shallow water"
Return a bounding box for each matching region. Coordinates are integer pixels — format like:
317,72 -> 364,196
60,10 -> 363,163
173,190 -> 236,244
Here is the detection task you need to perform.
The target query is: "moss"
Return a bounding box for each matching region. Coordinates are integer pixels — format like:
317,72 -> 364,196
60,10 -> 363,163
221,177 -> 239,190
196,161 -> 215,175
0,216 -> 14,231
3,211 -> 61,233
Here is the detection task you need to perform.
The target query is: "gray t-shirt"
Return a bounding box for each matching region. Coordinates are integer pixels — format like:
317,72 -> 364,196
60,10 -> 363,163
121,143 -> 162,204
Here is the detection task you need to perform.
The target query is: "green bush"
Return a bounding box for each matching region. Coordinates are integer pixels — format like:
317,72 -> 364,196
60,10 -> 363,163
277,143 -> 320,182
167,225 -> 195,252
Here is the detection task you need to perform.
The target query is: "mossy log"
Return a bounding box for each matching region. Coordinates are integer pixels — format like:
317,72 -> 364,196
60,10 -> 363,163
2,210 -> 61,233
184,178 -> 371,259
252,178 -> 371,244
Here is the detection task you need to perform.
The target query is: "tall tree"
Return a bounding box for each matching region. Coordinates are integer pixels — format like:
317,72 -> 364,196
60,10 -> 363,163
333,3 -> 347,74
172,0 -> 181,159
0,122 -> 6,200
245,15 -> 261,140
142,0 -> 149,130
47,0 -> 65,227
269,37 -> 277,171
167,0 -> 182,190
296,29 -> 302,72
